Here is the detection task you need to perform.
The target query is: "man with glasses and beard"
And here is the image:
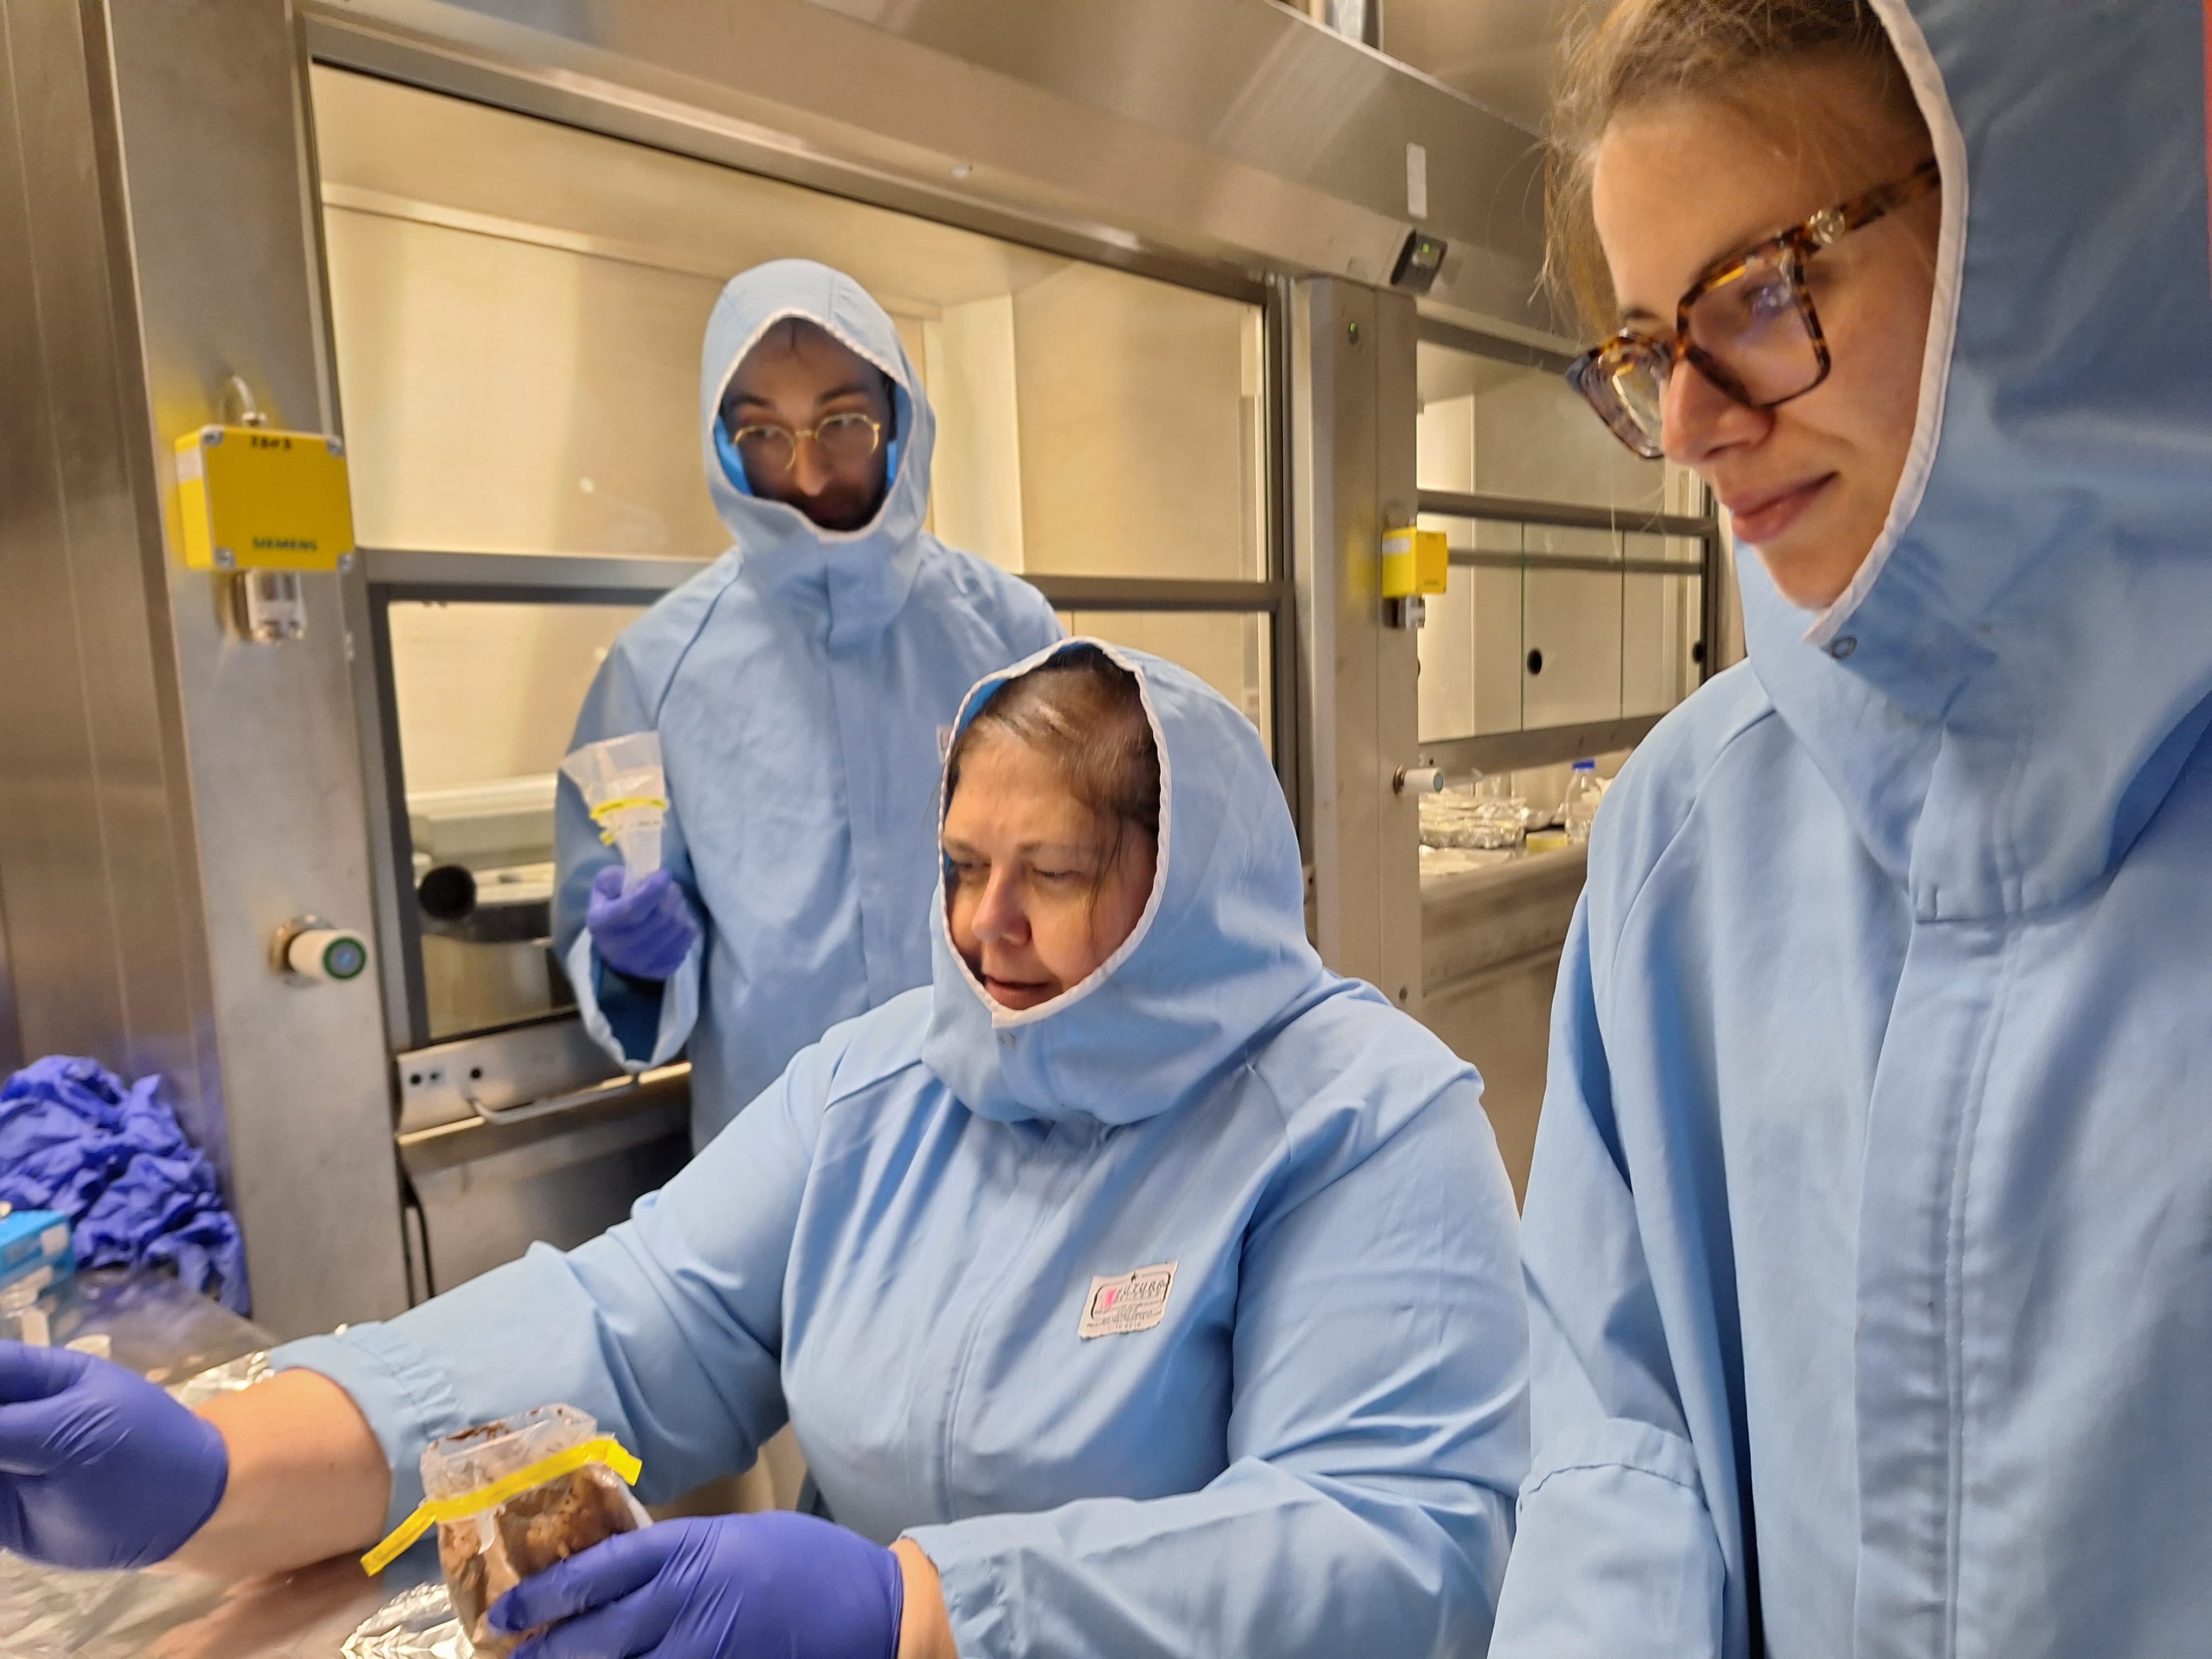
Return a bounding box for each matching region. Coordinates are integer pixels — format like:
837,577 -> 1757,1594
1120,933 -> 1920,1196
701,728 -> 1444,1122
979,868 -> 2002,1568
557,259 -> 1062,1148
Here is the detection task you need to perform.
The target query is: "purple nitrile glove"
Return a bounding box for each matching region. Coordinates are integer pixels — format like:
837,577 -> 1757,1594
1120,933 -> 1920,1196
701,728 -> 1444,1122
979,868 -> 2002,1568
0,1340 -> 229,1570
586,866 -> 700,983
492,1512 -> 904,1659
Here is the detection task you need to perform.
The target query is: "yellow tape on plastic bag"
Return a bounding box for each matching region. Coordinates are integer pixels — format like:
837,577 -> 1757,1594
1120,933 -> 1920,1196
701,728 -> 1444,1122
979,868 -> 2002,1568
361,1435 -> 642,1576
589,796 -> 667,823
590,796 -> 668,845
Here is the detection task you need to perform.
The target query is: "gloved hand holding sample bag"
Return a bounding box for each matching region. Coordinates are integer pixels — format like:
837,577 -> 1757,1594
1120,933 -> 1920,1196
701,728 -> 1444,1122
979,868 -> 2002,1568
567,731 -> 698,985
488,1512 -> 903,1659
365,1405 -> 654,1659
0,1340 -> 229,1570
586,867 -> 699,984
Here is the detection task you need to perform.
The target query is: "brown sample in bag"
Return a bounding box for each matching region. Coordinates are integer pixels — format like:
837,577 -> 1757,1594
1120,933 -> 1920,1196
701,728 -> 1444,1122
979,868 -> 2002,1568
413,1406 -> 650,1658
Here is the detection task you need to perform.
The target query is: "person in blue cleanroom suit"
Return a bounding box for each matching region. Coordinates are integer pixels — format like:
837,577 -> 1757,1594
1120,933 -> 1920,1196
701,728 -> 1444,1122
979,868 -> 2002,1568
0,642 -> 1529,1659
1489,0 -> 2212,1654
558,258 -> 1062,1146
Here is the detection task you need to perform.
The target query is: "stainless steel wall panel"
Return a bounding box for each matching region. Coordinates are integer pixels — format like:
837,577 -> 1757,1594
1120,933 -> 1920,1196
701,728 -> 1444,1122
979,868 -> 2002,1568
0,890 -> 18,1076
802,0 -> 1537,262
1382,0 -> 1566,137
1290,278 -> 1423,1010
100,0 -> 409,1335
0,1 -> 223,1149
299,0 -> 1560,341
403,1099 -> 689,1294
1371,288 -> 1424,1009
1291,280 -> 1364,973
0,0 -> 409,1335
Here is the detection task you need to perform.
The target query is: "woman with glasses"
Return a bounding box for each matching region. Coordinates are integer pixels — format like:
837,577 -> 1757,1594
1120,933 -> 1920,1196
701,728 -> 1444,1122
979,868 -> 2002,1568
557,259 -> 1062,1147
1493,1 -> 2212,1654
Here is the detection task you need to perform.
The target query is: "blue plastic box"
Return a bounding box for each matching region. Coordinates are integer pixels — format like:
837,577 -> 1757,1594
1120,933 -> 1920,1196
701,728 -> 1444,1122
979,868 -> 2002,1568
0,1206 -> 76,1294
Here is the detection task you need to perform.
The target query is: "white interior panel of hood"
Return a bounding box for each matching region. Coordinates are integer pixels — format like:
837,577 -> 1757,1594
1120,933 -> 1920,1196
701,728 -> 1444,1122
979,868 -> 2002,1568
1522,567 -> 1624,730
312,65 -> 1264,581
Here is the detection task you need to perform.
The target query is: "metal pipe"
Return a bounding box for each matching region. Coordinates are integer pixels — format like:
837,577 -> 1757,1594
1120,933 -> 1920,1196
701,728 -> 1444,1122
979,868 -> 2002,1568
1418,715 -> 1666,777
1418,488 -> 1718,540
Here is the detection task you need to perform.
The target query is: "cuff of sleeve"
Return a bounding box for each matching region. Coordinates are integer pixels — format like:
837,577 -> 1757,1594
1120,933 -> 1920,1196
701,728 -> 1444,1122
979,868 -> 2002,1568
1491,1419 -> 1724,1659
901,1520 -> 1022,1659
268,1325 -> 468,1533
567,931 -> 699,1072
1521,1416 -> 1705,1502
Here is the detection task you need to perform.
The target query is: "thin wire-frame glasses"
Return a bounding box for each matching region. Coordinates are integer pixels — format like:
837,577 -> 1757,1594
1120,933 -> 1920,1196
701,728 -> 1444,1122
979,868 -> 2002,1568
1566,159 -> 1940,459
728,410 -> 884,474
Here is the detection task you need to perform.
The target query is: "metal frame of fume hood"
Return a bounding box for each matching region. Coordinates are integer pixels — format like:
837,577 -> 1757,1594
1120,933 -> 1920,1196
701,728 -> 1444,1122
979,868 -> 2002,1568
358,550 -> 706,1056
299,9 -> 1274,312
293,0 -> 1558,335
320,46 -> 1309,1050
303,0 -> 1562,1043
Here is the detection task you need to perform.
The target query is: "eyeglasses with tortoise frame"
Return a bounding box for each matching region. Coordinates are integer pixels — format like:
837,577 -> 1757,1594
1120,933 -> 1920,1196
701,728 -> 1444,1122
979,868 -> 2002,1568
1566,158 -> 1940,459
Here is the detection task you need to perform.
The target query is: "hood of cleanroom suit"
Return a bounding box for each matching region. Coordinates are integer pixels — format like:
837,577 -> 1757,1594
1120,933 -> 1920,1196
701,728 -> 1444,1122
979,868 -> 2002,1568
275,644 -> 1529,1659
552,260 -> 1061,1144
919,644 -> 1339,1127
695,260 -> 933,641
1492,5 -> 2212,1658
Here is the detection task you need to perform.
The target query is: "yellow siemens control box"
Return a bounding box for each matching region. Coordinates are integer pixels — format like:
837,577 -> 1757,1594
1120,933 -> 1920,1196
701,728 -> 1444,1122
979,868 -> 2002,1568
1380,526 -> 1449,600
172,425 -> 355,573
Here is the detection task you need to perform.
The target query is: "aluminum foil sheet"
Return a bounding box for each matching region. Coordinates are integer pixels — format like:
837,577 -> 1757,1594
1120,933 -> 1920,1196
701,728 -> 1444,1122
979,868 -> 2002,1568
166,1347 -> 272,1408
342,1581 -> 471,1659
0,1351 -> 274,1656
0,1551 -> 228,1659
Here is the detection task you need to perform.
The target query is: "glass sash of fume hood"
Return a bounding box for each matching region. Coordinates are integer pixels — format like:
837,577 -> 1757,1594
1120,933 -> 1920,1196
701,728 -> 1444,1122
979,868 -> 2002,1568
372,593 -> 653,1046
317,66 -> 1289,1058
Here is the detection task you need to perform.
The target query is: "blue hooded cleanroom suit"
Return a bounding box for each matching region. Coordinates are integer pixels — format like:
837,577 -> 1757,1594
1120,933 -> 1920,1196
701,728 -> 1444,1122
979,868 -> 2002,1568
555,260 -> 1062,1143
1490,2 -> 2212,1656
274,642 -> 1529,1657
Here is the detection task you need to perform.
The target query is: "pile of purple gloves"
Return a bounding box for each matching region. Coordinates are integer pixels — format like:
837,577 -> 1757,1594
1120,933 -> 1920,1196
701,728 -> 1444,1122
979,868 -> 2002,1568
0,1056 -> 248,1314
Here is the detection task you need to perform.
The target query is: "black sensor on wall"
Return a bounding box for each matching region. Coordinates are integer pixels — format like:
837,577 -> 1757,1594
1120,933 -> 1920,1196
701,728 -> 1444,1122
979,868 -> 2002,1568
1391,229 -> 1448,293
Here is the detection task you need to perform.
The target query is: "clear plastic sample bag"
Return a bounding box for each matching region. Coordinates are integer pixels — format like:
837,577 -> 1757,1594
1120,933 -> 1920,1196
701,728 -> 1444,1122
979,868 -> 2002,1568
560,731 -> 668,888
362,1404 -> 650,1658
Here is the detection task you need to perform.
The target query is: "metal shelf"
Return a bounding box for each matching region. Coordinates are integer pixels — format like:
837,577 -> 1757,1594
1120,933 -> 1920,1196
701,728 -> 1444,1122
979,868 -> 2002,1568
1417,488 -> 1715,541
1418,715 -> 1665,777
1027,574 -> 1284,612
1449,549 -> 1704,577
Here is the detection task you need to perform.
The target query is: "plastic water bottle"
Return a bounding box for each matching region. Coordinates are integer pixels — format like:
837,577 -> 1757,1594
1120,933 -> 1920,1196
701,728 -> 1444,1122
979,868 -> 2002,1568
1564,759 -> 1604,845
